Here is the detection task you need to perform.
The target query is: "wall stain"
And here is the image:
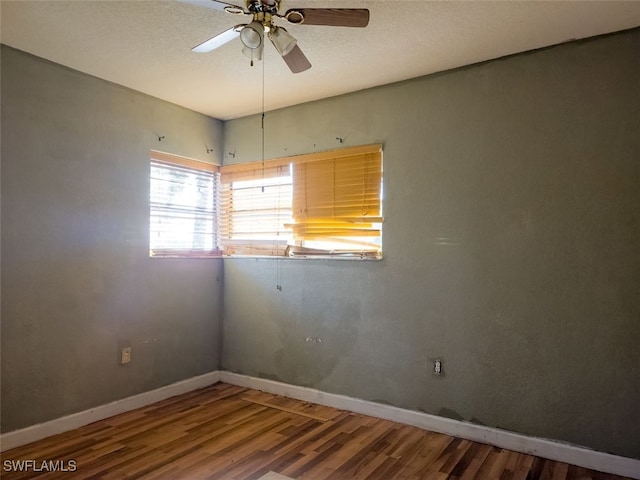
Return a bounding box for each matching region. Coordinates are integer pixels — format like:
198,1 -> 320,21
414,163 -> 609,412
437,407 -> 465,422
469,417 -> 487,426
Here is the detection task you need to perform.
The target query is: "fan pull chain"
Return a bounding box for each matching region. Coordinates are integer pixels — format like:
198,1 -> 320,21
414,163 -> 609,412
261,53 -> 265,193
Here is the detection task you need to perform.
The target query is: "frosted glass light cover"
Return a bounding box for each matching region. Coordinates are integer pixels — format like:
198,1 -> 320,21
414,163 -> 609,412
240,21 -> 263,49
270,27 -> 297,56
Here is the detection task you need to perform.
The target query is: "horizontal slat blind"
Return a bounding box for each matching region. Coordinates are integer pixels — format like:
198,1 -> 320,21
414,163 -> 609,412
290,148 -> 382,256
220,164 -> 292,256
220,164 -> 289,184
219,144 -> 382,258
150,152 -> 221,257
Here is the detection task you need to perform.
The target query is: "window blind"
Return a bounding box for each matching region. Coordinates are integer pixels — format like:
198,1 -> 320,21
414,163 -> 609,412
219,144 -> 382,258
150,151 -> 221,257
220,164 -> 292,256
288,147 -> 382,257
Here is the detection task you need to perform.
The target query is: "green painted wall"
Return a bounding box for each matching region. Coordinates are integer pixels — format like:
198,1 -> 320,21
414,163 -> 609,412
221,30 -> 640,459
1,46 -> 224,432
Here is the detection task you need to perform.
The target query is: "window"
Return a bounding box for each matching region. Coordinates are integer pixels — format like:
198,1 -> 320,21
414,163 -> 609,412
220,164 -> 292,256
220,144 -> 382,259
149,151 -> 221,257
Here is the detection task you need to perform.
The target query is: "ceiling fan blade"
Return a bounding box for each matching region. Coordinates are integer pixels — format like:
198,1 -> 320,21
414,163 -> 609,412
192,25 -> 242,53
284,8 -> 369,27
177,0 -> 242,11
281,44 -> 311,74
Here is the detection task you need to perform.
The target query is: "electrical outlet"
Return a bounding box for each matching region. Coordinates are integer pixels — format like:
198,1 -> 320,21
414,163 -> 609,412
121,347 -> 132,364
434,359 -> 442,375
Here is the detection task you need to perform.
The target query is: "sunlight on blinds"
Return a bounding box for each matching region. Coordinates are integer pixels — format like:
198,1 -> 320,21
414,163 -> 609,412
288,148 -> 382,257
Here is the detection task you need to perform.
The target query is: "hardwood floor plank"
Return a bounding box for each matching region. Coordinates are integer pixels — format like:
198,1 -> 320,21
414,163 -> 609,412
240,390 -> 339,422
458,442 -> 494,479
1,383 -> 633,480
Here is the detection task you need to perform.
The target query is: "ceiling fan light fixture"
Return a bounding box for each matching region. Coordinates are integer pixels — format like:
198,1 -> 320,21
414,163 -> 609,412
269,27 -> 297,57
240,21 -> 263,49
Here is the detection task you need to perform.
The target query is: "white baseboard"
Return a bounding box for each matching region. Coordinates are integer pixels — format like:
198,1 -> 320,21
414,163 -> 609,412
0,371 -> 220,452
219,371 -> 640,480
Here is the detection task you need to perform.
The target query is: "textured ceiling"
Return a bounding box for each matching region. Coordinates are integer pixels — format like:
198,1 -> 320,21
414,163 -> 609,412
1,1 -> 639,120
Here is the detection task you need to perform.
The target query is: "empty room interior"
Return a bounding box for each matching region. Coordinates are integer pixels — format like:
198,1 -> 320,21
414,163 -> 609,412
1,1 -> 639,479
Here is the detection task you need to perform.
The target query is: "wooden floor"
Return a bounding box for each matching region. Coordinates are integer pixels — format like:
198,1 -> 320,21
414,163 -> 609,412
0,383 -> 630,480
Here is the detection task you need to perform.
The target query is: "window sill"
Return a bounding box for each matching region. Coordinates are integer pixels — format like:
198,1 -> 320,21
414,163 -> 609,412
222,254 -> 382,261
149,250 -> 223,259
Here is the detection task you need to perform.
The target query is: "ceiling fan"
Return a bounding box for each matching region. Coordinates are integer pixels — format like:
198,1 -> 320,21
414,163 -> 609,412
180,0 -> 370,73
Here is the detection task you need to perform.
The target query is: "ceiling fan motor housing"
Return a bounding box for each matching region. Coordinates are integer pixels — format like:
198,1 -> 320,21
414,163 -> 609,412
247,0 -> 279,15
